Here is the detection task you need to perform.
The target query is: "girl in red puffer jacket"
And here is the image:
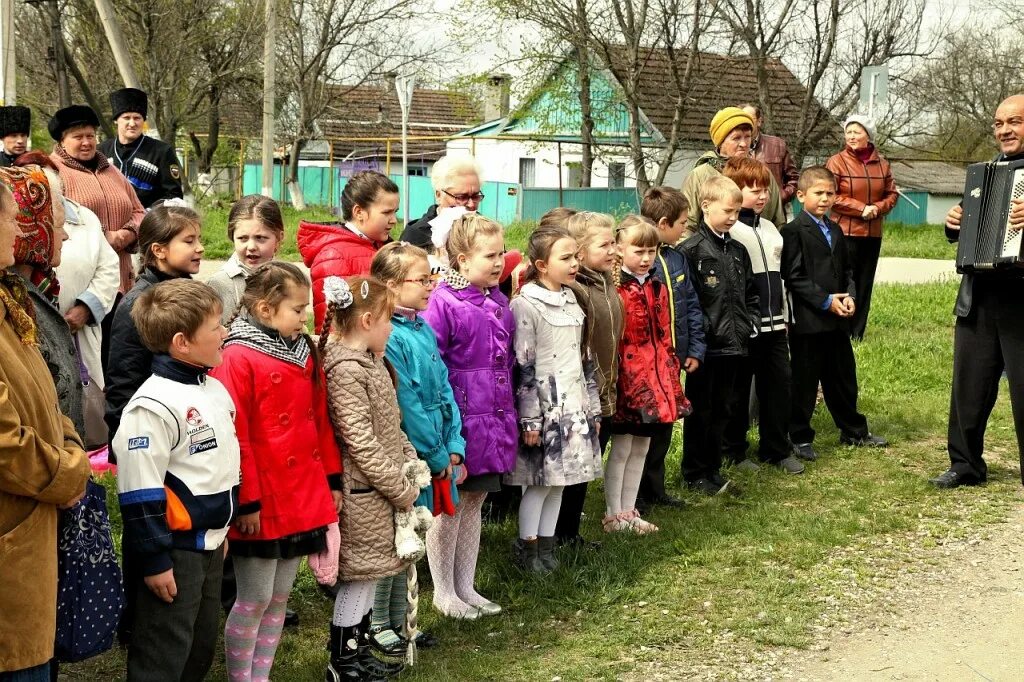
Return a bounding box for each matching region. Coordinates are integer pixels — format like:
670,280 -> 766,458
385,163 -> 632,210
606,216 -> 690,536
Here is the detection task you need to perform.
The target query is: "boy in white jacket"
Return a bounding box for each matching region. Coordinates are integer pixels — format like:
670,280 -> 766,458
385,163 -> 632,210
114,279 -> 239,681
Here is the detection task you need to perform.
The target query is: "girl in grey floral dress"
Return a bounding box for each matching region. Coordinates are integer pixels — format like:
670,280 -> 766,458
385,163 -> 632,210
507,225 -> 602,574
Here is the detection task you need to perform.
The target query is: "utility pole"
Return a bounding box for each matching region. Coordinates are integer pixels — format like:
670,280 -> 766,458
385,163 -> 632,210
0,0 -> 15,104
94,0 -> 140,90
261,0 -> 275,198
49,0 -> 70,106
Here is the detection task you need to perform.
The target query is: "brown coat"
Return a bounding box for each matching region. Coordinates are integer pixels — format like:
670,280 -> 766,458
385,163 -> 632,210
0,295 -> 91,672
825,146 -> 899,239
323,342 -> 419,583
568,267 -> 624,417
752,133 -> 799,203
51,148 -> 145,293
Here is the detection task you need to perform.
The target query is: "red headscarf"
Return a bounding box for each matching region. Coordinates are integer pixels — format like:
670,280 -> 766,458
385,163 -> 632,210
0,165 -> 60,304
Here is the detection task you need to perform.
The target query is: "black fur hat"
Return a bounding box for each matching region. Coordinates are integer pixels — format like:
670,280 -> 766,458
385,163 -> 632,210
0,106 -> 30,138
48,105 -> 100,141
110,88 -> 148,120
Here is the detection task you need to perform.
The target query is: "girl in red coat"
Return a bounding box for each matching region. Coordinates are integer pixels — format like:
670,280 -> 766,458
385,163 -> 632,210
606,216 -> 689,535
210,261 -> 343,682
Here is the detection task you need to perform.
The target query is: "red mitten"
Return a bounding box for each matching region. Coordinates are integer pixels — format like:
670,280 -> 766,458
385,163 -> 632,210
432,477 -> 457,517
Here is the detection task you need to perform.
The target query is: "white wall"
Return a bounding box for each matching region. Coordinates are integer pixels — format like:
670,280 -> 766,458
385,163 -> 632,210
927,194 -> 960,226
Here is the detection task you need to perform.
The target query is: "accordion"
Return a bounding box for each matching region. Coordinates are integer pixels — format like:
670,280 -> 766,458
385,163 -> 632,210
956,158 -> 1024,272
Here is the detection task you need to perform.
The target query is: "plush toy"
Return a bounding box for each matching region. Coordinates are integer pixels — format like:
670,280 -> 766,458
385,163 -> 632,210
395,460 -> 434,561
308,522 -> 340,586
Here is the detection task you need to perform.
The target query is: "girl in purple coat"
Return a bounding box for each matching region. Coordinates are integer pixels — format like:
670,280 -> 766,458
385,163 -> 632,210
421,213 -> 516,620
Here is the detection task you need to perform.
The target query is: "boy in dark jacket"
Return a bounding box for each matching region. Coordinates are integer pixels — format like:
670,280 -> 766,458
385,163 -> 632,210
781,166 -> 888,461
722,158 -> 805,474
637,187 -> 706,509
680,176 -> 759,495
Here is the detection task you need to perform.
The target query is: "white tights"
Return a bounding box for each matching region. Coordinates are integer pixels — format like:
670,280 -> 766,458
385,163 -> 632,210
332,580 -> 375,627
605,434 -> 651,515
518,485 -> 564,540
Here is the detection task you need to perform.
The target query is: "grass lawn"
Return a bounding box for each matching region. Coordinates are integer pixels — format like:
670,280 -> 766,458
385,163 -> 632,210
64,278 -> 1022,680
879,222 -> 957,260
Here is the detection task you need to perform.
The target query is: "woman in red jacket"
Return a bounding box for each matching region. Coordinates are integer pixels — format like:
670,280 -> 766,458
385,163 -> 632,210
825,115 -> 899,340
210,261 -> 342,682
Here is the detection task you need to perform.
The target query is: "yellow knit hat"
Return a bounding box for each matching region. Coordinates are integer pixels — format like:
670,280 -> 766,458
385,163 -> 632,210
709,107 -> 755,148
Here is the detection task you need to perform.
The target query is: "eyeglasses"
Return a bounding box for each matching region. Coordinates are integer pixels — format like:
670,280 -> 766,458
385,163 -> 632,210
441,189 -> 485,204
403,277 -> 436,288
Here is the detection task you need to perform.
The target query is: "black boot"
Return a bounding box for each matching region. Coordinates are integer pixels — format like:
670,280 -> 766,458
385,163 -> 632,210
357,613 -> 404,678
326,624 -> 385,682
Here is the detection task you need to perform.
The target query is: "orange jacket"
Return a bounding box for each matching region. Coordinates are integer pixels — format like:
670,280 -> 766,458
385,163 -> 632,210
825,146 -> 899,238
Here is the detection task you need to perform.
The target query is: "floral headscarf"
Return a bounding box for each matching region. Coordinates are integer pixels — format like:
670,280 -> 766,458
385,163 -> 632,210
0,165 -> 60,304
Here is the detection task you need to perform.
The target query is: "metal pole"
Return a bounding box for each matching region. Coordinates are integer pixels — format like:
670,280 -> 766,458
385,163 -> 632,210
260,0 -> 276,198
396,75 -> 415,228
557,142 -> 563,206
328,140 -> 335,208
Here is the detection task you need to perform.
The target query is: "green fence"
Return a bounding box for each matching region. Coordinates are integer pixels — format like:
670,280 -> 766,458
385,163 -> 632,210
520,187 -> 641,221
241,164 -> 520,225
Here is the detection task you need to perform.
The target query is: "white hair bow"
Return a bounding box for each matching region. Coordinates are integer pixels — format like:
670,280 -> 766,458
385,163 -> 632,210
428,206 -> 468,250
323,276 -> 353,308
161,198 -> 189,208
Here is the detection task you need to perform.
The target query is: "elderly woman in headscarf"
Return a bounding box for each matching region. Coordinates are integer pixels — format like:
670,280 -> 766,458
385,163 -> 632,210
825,115 -> 899,340
15,151 -> 120,448
2,162 -> 87,438
0,166 -> 91,681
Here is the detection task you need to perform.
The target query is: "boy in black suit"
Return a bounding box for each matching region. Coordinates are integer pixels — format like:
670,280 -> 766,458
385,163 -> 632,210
781,166 -> 888,460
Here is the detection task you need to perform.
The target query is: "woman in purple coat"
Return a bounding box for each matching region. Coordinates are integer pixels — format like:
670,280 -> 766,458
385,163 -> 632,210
422,213 -> 517,620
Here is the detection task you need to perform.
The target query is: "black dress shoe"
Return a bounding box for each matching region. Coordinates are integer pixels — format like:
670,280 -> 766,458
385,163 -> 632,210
651,494 -> 685,509
284,608 -> 299,628
792,442 -> 818,461
558,534 -> 602,551
635,496 -> 651,514
688,478 -> 728,496
840,433 -> 889,447
929,469 -> 983,489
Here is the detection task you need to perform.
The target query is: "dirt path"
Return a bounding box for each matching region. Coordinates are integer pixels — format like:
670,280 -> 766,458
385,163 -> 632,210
783,504 -> 1024,682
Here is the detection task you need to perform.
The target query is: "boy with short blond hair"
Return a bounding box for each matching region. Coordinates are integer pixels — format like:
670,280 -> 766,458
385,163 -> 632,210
721,157 -> 805,474
636,186 -> 705,509
114,279 -> 240,681
680,176 -> 759,495
781,166 -> 887,462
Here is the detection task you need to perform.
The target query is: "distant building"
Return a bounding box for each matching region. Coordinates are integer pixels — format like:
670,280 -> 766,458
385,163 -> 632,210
888,159 -> 967,226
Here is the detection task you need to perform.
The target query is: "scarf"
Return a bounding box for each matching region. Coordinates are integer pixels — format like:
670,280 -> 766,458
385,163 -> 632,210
850,144 -> 875,164
445,269 -> 473,291
0,166 -> 60,304
0,272 -> 37,344
225,316 -> 310,369
54,144 -> 110,174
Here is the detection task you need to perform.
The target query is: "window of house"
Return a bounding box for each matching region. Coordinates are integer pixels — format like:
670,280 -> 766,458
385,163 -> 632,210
608,162 -> 626,188
518,158 -> 536,187
407,165 -> 427,177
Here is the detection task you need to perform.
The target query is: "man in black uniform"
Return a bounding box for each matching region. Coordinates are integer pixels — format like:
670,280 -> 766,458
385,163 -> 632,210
0,105 -> 30,166
932,94 -> 1024,488
98,88 -> 183,208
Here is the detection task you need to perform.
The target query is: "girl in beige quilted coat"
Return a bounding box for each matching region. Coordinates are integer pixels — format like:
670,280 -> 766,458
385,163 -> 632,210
320,274 -> 421,681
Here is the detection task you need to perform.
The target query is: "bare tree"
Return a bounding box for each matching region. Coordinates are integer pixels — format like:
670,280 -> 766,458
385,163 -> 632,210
277,0 -> 430,201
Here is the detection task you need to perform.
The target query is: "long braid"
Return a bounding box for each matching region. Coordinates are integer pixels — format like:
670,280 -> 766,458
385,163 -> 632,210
404,562 -> 419,666
318,301 -> 336,354
224,299 -> 245,329
612,250 -> 623,288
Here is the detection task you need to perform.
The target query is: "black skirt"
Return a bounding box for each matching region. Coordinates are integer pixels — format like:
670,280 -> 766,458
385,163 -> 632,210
608,421 -> 670,438
458,473 -> 502,493
229,527 -> 328,560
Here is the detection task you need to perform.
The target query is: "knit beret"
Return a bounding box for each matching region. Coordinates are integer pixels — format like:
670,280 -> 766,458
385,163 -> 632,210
843,114 -> 876,142
110,88 -> 148,121
0,106 -> 30,138
48,105 -> 100,141
709,107 -> 755,148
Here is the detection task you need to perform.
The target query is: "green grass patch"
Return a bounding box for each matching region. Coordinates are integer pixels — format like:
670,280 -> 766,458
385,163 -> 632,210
66,280 -> 1021,681
879,222 -> 957,260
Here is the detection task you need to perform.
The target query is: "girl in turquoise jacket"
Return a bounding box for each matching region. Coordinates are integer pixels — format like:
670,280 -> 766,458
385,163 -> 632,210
367,241 -> 466,654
